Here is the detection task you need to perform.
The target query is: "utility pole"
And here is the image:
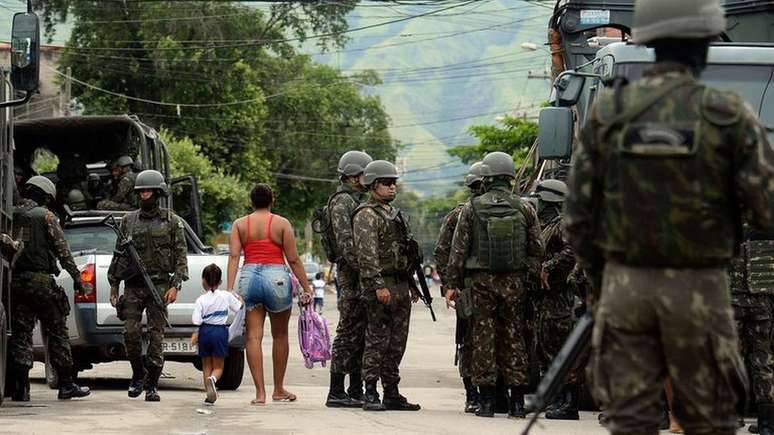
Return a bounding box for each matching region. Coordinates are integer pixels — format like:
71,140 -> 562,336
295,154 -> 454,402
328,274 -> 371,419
63,66 -> 72,116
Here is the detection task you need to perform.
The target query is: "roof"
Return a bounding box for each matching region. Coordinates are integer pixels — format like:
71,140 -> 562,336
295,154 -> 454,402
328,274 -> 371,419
14,115 -> 148,165
596,42 -> 774,66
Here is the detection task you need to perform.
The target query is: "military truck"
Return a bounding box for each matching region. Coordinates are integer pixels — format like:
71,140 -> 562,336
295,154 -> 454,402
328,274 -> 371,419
0,10 -> 44,406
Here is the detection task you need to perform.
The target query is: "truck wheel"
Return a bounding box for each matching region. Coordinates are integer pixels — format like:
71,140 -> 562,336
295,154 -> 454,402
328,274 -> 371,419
216,347 -> 244,391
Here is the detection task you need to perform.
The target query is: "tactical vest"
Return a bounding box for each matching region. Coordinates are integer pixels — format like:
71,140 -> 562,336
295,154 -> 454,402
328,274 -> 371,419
313,190 -> 359,264
596,77 -> 742,267
353,203 -> 409,275
466,189 -> 529,273
13,203 -> 57,274
123,209 -> 178,277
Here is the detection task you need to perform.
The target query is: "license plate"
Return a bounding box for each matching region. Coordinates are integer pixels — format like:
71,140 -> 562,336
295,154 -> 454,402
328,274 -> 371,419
162,338 -> 197,354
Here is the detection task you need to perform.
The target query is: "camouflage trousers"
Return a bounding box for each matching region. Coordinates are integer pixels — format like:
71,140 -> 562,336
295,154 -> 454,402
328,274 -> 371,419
592,262 -> 746,435
8,272 -> 74,375
732,292 -> 774,405
469,271 -> 528,387
361,280 -> 411,385
456,315 -> 473,378
122,284 -> 167,369
534,289 -> 582,384
330,268 -> 366,376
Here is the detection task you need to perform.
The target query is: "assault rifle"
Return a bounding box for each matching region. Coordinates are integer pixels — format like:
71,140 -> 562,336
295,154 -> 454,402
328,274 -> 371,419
395,211 -> 436,322
102,214 -> 171,328
521,312 -> 594,435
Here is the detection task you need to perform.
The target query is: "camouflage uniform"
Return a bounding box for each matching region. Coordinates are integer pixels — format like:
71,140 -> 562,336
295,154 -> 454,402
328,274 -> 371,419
565,64 -> 774,434
446,183 -> 543,388
535,207 -> 578,381
97,171 -> 137,210
329,183 -> 367,384
353,198 -> 412,387
433,204 -> 474,377
730,241 -> 774,406
9,199 -> 83,379
108,206 -> 188,370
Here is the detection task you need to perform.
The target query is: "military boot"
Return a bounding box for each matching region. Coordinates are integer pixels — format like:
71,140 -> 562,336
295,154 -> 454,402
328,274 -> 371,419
463,377 -> 479,413
347,371 -> 364,404
10,366 -> 30,402
56,366 -> 90,400
128,357 -> 146,398
476,385 -> 496,418
325,372 -> 360,408
507,386 -> 526,419
382,384 -> 420,411
363,381 -> 386,411
545,385 -> 579,420
755,404 -> 774,435
144,365 -> 161,402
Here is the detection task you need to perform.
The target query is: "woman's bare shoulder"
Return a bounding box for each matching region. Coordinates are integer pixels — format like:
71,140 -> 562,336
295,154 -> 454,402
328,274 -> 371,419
273,214 -> 292,228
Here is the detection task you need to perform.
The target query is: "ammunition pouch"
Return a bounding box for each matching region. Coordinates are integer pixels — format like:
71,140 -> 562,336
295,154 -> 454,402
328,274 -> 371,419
113,250 -> 140,282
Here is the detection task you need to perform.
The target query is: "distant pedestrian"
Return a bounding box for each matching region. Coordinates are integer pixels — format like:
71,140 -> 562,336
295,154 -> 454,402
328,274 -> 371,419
312,272 -> 326,314
226,183 -> 313,405
192,264 -> 243,405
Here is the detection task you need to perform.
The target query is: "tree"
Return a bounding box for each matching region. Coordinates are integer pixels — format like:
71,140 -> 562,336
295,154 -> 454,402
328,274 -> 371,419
447,115 -> 538,168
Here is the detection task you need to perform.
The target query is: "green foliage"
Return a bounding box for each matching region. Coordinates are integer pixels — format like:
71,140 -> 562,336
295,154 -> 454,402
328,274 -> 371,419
162,130 -> 251,242
447,115 -> 538,167
31,149 -> 59,174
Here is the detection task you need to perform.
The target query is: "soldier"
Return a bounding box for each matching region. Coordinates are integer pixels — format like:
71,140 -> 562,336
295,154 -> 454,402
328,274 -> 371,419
325,150 -> 373,408
564,0 -> 774,433
445,151 -> 544,418
97,155 -> 137,210
66,189 -> 88,211
353,160 -> 421,412
8,176 -> 91,401
433,161 -> 484,413
532,179 -> 580,420
108,170 -> 188,402
730,230 -> 774,435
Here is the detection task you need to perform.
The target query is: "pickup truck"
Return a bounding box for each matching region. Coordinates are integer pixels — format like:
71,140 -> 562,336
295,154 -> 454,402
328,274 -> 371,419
32,211 -> 245,390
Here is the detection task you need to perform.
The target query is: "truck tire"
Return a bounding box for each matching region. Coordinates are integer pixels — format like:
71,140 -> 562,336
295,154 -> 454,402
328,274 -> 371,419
216,347 -> 244,391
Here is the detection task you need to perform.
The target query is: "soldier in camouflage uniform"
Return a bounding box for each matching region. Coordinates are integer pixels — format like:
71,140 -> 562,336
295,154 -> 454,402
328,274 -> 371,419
97,155 -> 137,210
532,179 -> 582,420
564,0 -> 774,433
108,170 -> 188,402
9,176 -> 91,401
326,150 -> 372,408
445,152 -> 543,419
730,231 -> 774,435
353,160 -> 421,412
433,161 -> 484,413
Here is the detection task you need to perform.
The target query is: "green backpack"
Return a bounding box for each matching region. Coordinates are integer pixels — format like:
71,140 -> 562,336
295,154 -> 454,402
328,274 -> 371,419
469,190 -> 528,273
312,191 -> 351,263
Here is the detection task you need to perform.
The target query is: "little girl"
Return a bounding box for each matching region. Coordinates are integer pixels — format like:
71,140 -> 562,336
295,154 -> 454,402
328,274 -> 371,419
192,264 -> 243,404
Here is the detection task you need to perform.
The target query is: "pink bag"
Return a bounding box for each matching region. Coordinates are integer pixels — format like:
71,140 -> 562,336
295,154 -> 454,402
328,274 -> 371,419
298,304 -> 331,369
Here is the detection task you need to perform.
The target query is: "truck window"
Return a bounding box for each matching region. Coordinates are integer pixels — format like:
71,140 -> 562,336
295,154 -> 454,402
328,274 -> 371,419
64,226 -> 116,254
613,63 -> 773,117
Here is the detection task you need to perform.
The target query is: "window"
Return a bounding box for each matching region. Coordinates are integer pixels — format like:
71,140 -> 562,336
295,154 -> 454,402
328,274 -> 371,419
64,225 -> 116,254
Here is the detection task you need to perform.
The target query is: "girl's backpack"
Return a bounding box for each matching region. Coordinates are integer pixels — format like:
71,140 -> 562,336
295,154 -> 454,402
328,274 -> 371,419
298,304 -> 331,369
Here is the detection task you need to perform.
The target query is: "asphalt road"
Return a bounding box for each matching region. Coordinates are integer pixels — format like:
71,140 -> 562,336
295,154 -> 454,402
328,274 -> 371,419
0,290 -> 748,434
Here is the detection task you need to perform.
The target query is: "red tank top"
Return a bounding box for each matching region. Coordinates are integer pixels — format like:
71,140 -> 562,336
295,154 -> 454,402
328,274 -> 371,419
243,214 -> 285,265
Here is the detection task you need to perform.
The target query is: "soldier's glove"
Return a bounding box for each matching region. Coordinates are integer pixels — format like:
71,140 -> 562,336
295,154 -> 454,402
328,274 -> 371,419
74,280 -> 87,296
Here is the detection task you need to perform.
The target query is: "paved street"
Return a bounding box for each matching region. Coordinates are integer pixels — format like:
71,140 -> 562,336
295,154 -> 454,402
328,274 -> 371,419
0,291 -> 740,434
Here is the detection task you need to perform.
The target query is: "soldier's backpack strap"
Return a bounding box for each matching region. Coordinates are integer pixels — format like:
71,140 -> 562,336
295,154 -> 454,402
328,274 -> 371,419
599,75 -> 696,140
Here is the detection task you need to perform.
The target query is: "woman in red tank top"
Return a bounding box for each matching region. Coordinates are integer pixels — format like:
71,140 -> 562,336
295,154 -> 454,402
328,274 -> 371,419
226,184 -> 312,405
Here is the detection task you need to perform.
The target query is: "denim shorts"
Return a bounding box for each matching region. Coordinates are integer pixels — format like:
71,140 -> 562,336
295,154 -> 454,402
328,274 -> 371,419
237,264 -> 292,313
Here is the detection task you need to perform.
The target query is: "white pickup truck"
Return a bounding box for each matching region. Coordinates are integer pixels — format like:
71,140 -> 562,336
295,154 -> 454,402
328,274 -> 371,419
33,211 -> 245,390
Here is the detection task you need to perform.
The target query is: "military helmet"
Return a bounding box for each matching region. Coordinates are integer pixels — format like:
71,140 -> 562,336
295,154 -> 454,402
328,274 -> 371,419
480,152 -> 515,178
25,176 -> 56,199
134,169 -> 167,193
361,160 -> 399,187
632,0 -> 726,44
112,155 -> 134,168
535,179 -> 568,203
67,189 -> 87,210
464,161 -> 484,187
338,151 -> 373,177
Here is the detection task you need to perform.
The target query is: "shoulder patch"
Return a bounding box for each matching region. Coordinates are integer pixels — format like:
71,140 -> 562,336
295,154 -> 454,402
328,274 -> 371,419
702,88 -> 742,126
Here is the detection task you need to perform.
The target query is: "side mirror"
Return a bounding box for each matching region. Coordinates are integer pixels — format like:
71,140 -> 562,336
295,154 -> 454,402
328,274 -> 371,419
537,107 -> 574,160
10,12 -> 40,92
548,74 -> 586,107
